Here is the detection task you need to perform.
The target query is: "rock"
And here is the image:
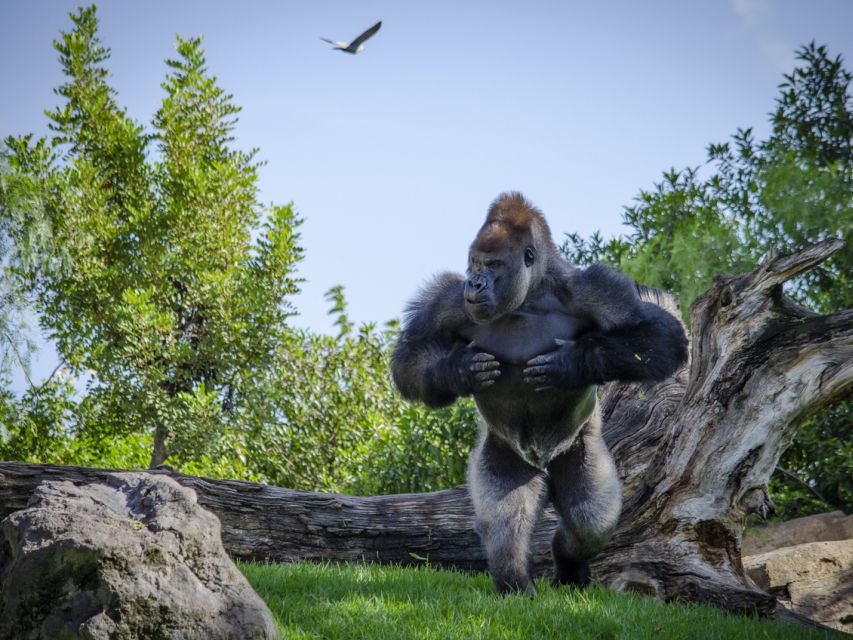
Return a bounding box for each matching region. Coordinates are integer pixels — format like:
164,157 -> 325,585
743,539 -> 853,633
0,472 -> 277,639
743,511 -> 853,556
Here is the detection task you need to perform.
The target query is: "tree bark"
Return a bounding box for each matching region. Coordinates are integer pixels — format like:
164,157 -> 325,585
1,240 -> 849,618
149,423 -> 169,468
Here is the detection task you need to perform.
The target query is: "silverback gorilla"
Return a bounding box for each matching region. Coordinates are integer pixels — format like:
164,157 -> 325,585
391,192 -> 688,595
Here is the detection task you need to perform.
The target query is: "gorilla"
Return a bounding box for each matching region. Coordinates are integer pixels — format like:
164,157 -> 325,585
391,192 -> 688,595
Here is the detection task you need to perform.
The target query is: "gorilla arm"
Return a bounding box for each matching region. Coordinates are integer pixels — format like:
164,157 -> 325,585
391,273 -> 501,408
524,264 -> 688,390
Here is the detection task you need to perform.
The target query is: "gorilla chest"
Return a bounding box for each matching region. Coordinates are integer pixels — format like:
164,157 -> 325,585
459,308 -> 595,467
459,309 -> 587,366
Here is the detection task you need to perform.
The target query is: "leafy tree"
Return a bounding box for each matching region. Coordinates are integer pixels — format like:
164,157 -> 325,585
2,6 -> 303,467
563,43 -> 852,518
563,167 -> 754,314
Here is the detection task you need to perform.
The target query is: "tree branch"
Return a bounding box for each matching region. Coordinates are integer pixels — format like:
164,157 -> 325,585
1,330 -> 33,388
755,237 -> 844,290
773,466 -> 834,510
33,359 -> 67,395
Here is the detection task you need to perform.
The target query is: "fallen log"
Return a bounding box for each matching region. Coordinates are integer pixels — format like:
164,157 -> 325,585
0,462 -> 498,571
1,239 -> 850,620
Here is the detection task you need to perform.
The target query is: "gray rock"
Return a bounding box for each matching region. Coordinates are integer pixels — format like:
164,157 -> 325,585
0,472 -> 277,639
743,511 -> 853,556
743,539 -> 853,633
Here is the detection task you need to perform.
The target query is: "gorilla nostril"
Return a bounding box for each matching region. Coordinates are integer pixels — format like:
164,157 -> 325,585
465,280 -> 485,299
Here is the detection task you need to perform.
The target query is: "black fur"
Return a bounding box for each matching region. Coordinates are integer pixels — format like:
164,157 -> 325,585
391,193 -> 688,594
552,532 -> 592,587
391,273 -> 470,407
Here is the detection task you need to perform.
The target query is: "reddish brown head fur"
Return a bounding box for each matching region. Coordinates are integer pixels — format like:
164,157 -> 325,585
472,192 -> 554,253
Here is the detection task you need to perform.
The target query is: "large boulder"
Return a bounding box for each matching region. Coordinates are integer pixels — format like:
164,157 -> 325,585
743,511 -> 853,556
743,539 -> 853,633
0,472 -> 277,639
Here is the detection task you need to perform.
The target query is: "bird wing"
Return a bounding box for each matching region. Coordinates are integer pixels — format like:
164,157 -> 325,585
349,21 -> 382,49
320,37 -> 348,48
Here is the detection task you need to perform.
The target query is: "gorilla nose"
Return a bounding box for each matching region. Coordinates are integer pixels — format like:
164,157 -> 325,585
465,279 -> 486,304
467,278 -> 485,292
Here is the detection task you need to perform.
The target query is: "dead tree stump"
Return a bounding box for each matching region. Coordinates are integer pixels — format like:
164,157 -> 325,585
592,238 -> 852,614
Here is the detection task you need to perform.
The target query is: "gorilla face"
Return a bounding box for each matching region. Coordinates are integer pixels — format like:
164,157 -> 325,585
464,245 -> 536,324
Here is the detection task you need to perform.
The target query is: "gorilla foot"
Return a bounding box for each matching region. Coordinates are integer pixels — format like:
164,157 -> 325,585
492,574 -> 537,597
552,558 -> 591,588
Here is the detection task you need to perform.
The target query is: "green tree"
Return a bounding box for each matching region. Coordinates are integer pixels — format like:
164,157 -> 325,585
563,43 -> 852,518
2,6 -> 303,468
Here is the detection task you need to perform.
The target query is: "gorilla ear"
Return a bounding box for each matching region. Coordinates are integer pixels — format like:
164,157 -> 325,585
524,247 -> 535,267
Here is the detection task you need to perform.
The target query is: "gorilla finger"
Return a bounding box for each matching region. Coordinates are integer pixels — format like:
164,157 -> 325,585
472,352 -> 496,362
535,385 -> 556,392
523,365 -> 550,376
524,375 -> 549,385
479,379 -> 495,388
526,354 -> 554,366
476,370 -> 501,381
471,360 -> 500,372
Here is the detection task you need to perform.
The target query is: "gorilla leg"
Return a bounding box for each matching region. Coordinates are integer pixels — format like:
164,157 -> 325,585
468,431 -> 548,595
547,410 -> 622,587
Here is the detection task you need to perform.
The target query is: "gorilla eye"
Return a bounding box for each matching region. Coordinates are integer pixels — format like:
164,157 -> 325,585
524,247 -> 535,266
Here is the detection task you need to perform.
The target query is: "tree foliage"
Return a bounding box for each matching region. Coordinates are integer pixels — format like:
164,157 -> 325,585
562,43 -> 852,518
0,155 -> 56,386
2,6 -> 303,467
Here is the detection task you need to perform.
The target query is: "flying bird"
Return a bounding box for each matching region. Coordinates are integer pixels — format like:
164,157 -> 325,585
320,21 -> 382,54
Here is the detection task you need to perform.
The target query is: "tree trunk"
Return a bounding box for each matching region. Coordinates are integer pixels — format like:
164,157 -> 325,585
1,240 -> 849,619
149,423 -> 169,468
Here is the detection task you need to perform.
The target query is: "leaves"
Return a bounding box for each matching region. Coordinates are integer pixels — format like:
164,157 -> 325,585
1,6 -> 303,467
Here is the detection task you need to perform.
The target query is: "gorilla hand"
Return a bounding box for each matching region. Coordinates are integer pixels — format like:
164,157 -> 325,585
523,338 -> 585,392
470,350 -> 501,390
444,341 -> 501,395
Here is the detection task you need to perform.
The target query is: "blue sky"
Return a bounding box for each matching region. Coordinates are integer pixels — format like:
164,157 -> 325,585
2,1 -> 853,388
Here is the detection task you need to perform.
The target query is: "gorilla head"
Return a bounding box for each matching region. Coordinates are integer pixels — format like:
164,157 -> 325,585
464,193 -> 554,324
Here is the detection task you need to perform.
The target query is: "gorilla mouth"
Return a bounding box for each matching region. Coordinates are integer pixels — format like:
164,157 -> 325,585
465,301 -> 497,323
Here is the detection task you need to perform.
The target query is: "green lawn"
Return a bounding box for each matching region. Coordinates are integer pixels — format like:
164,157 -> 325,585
239,561 -> 842,640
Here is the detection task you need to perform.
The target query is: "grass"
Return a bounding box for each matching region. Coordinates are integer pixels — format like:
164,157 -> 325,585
239,561 -> 843,640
